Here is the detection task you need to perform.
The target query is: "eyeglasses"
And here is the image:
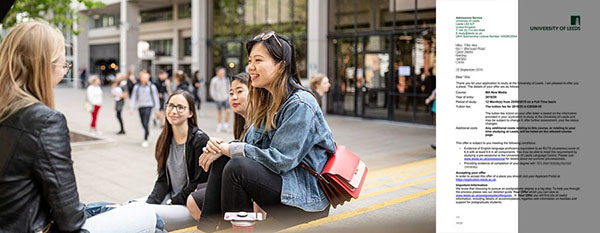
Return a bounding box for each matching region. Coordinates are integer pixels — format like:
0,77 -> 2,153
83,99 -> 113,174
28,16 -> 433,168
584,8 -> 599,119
253,31 -> 282,47
166,103 -> 188,113
56,61 -> 72,74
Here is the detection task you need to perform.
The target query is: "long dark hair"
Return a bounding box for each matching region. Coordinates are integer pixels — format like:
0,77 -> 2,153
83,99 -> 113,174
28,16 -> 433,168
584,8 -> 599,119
155,90 -> 198,172
245,31 -> 307,132
231,72 -> 249,140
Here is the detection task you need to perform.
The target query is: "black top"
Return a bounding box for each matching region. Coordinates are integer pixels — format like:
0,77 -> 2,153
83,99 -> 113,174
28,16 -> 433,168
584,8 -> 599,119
154,79 -> 169,95
176,81 -> 191,93
311,88 -> 323,107
0,104 -> 87,232
146,125 -> 210,205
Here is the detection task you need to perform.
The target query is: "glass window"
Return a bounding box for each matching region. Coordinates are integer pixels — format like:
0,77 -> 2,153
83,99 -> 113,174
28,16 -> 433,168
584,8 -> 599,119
214,0 -> 244,38
331,0 -> 370,32
178,3 -> 192,19
211,0 -> 308,91
294,0 -> 307,34
148,39 -> 173,56
90,14 -> 117,29
141,7 -> 173,23
183,37 -> 191,56
292,39 -> 307,79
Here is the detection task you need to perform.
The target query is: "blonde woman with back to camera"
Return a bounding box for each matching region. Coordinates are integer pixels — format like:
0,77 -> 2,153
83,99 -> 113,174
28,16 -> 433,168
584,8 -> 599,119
0,21 -> 160,232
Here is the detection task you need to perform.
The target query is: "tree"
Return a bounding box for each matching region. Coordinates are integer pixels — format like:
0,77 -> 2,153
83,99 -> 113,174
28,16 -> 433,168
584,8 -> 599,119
2,0 -> 105,36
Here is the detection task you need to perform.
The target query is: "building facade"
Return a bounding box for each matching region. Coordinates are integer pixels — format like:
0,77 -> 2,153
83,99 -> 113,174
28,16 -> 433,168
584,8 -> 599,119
75,0 -> 435,124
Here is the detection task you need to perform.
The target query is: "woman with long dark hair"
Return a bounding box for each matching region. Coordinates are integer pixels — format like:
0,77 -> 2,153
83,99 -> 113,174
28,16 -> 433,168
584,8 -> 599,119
187,72 -> 262,221
146,90 -> 210,231
197,31 -> 336,231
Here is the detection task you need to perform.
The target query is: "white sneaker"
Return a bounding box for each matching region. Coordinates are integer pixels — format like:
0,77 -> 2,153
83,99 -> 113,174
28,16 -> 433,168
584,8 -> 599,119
141,141 -> 149,147
216,124 -> 222,133
223,123 -> 229,133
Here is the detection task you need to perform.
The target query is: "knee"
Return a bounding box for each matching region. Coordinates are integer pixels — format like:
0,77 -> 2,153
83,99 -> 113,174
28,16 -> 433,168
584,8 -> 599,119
223,156 -> 251,181
186,195 -> 201,221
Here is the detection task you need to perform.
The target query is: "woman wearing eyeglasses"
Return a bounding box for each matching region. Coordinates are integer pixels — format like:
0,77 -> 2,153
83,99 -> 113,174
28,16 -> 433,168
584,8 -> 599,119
197,31 -> 336,231
146,90 -> 211,231
0,20 -> 160,233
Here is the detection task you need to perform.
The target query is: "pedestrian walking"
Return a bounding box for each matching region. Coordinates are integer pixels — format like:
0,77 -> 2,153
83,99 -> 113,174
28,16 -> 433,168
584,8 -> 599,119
309,73 -> 331,107
154,70 -> 172,128
130,69 -> 160,147
192,70 -> 204,110
426,89 -> 436,149
174,70 -> 191,93
111,73 -> 128,134
209,66 -> 230,132
87,75 -> 103,135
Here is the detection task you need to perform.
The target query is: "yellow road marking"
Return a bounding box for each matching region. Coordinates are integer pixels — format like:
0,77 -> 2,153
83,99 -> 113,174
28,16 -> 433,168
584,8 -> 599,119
366,158 -> 435,180
171,159 -> 437,233
169,226 -> 196,233
282,188 -> 436,232
362,170 -> 435,190
359,176 -> 435,200
365,164 -> 435,182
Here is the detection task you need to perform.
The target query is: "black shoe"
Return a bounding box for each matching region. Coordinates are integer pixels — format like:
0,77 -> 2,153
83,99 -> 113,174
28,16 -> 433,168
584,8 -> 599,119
117,131 -> 126,135
431,144 -> 436,150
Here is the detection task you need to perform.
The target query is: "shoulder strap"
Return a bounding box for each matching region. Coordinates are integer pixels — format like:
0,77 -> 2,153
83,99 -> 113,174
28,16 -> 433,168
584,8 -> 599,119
300,163 -> 330,185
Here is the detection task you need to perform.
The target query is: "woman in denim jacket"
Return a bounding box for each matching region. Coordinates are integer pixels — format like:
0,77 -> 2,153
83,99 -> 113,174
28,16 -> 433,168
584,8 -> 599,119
197,31 -> 335,231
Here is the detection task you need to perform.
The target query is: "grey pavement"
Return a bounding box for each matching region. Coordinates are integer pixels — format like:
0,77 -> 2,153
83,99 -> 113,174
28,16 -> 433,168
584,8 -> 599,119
54,85 -> 436,232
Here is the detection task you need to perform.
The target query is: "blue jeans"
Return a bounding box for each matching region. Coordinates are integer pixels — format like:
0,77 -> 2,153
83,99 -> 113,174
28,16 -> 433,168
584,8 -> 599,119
139,107 -> 152,140
83,202 -> 166,233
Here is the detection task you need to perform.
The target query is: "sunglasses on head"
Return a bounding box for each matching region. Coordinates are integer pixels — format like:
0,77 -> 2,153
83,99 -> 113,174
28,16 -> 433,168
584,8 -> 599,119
253,31 -> 283,47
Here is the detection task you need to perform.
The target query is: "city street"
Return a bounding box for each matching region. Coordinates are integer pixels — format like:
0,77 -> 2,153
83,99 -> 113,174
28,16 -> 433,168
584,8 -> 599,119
56,85 -> 436,233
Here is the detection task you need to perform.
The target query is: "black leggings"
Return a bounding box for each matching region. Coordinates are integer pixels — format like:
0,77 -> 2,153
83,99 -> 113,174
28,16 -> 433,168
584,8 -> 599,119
116,110 -> 124,131
199,156 -> 329,232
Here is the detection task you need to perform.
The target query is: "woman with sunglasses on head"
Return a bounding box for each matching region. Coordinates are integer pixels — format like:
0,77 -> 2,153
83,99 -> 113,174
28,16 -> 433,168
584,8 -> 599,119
187,72 -> 267,221
197,31 -> 336,231
146,90 -> 211,231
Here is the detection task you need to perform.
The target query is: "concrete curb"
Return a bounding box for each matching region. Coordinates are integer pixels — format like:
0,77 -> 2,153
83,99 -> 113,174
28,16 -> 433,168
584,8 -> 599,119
70,130 -> 115,151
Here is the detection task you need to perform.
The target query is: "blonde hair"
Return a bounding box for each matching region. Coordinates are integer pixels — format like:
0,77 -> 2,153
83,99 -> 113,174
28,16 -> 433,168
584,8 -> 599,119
88,75 -> 100,85
0,20 -> 65,123
309,73 -> 327,90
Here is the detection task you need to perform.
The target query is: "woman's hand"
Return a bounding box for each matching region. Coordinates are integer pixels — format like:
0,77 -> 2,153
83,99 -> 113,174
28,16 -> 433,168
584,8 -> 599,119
220,143 -> 231,157
205,137 -> 224,154
198,150 -> 222,172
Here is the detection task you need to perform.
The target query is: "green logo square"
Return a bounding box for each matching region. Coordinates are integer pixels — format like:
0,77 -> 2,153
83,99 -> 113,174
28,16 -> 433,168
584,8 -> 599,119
571,16 -> 581,25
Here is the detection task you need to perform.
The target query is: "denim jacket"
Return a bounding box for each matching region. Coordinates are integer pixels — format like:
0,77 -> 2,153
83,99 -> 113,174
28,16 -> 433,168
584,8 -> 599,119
229,90 -> 336,212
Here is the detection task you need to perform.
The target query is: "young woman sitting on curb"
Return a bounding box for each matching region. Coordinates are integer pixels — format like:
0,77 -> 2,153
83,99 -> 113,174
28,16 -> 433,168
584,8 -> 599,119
197,31 -> 336,231
146,90 -> 210,231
